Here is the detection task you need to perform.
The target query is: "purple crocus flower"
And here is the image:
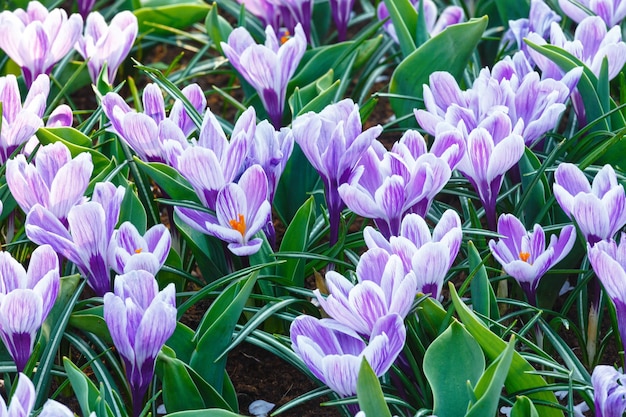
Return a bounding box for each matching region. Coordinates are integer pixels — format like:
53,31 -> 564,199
0,74 -> 50,163
377,0 -> 464,43
175,107 -> 256,209
221,23 -> 307,128
315,249 -> 417,336
290,313 -> 406,398
588,236 -> 626,353
0,373 -> 73,416
292,99 -> 383,246
6,143 -> 92,224
175,164 -> 272,256
108,222 -> 171,275
0,1 -> 83,87
329,0 -> 355,41
74,11 -> 138,85
553,163 -> 626,245
503,0 -> 560,54
77,0 -> 96,18
237,0 -> 282,33
591,365 -> 626,417
364,210 -> 462,300
338,129 -> 463,238
273,0 -> 314,42
103,270 -> 176,417
559,0 -> 626,27
25,182 -> 125,296
0,245 -> 60,372
488,213 -> 576,304
102,82 -> 206,163
527,17 -> 626,125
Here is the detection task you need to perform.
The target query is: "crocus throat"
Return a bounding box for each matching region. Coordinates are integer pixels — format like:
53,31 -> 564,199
229,214 -> 246,237
135,248 -> 143,254
519,251 -> 530,263
280,30 -> 291,45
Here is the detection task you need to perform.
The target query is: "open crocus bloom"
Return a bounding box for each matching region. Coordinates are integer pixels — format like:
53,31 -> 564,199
591,365 -> 626,417
290,313 -> 406,398
0,373 -> 73,416
108,222 -> 171,275
489,213 -> 576,304
558,0 -> 626,27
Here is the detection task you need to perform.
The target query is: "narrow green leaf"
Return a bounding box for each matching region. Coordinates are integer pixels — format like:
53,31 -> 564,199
277,197 -> 316,287
134,1 -> 210,34
63,358 -> 115,417
204,3 -> 233,55
468,241 -> 495,322
165,410 -> 244,417
510,395 -> 540,417
134,158 -> 199,203
382,0 -> 417,57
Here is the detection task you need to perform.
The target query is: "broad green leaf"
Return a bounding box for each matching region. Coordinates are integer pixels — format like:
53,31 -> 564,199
518,148 -> 548,227
468,241 -> 497,322
277,197 -> 316,287
289,71 -> 341,117
448,283 -> 564,417
166,410 -> 244,417
63,358 -> 115,417
190,273 -> 259,392
510,395 -> 540,417
389,16 -> 488,125
357,358 -> 393,417
134,1 -> 210,34
204,3 -> 233,55
36,127 -> 110,173
415,296 -> 450,339
166,322 -> 196,363
423,321 -> 485,417
118,184 -> 147,234
466,336 -> 516,417
494,0 -> 530,27
68,306 -> 112,343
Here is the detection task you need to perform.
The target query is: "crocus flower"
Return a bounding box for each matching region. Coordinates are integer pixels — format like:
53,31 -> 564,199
237,0 -> 282,33
273,0 -> 314,42
108,222 -> 171,275
75,11 -> 138,85
591,365 -> 626,417
339,129 -> 463,238
503,0 -> 560,54
527,17 -> 626,125
25,182 -> 125,296
588,236 -> 626,353
102,83 -> 206,163
77,0 -> 96,18
364,210 -> 462,300
6,143 -> 92,224
377,0 -> 464,43
0,74 -> 50,163
0,245 -> 60,372
329,0 -> 355,41
0,1 -> 83,87
292,99 -> 383,245
221,23 -> 307,128
176,107 -> 256,209
559,0 -> 626,27
290,313 -> 406,398
488,213 -> 576,304
315,249 -> 417,336
103,270 -> 176,417
553,163 -> 626,245
175,165 -> 272,256
0,373 -> 73,416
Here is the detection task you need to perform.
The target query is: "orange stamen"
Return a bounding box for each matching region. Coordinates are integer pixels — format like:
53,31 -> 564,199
519,251 -> 530,263
229,214 -> 246,237
280,30 -> 291,45
135,248 -> 143,254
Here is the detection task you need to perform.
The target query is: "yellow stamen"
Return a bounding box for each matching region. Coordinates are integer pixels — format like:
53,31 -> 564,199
519,251 -> 530,263
280,30 -> 291,45
135,248 -> 143,254
229,214 -> 246,237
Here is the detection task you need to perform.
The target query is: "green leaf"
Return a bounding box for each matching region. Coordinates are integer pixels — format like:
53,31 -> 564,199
389,16 -> 488,125
448,283 -> 564,417
134,158 -> 199,203
190,272 -> 259,392
289,72 -> 341,117
165,410 -> 244,417
382,0 -> 417,57
466,336 -> 516,417
277,197 -> 316,287
63,358 -> 115,417
518,148 -> 548,227
134,1 -> 210,34
204,3 -> 233,55
356,358 -> 393,417
510,395 -> 540,417
423,321 -> 485,417
68,306 -> 112,343
494,0 -> 530,27
35,127 -> 111,173
468,241 -> 497,322
118,183 -> 147,234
